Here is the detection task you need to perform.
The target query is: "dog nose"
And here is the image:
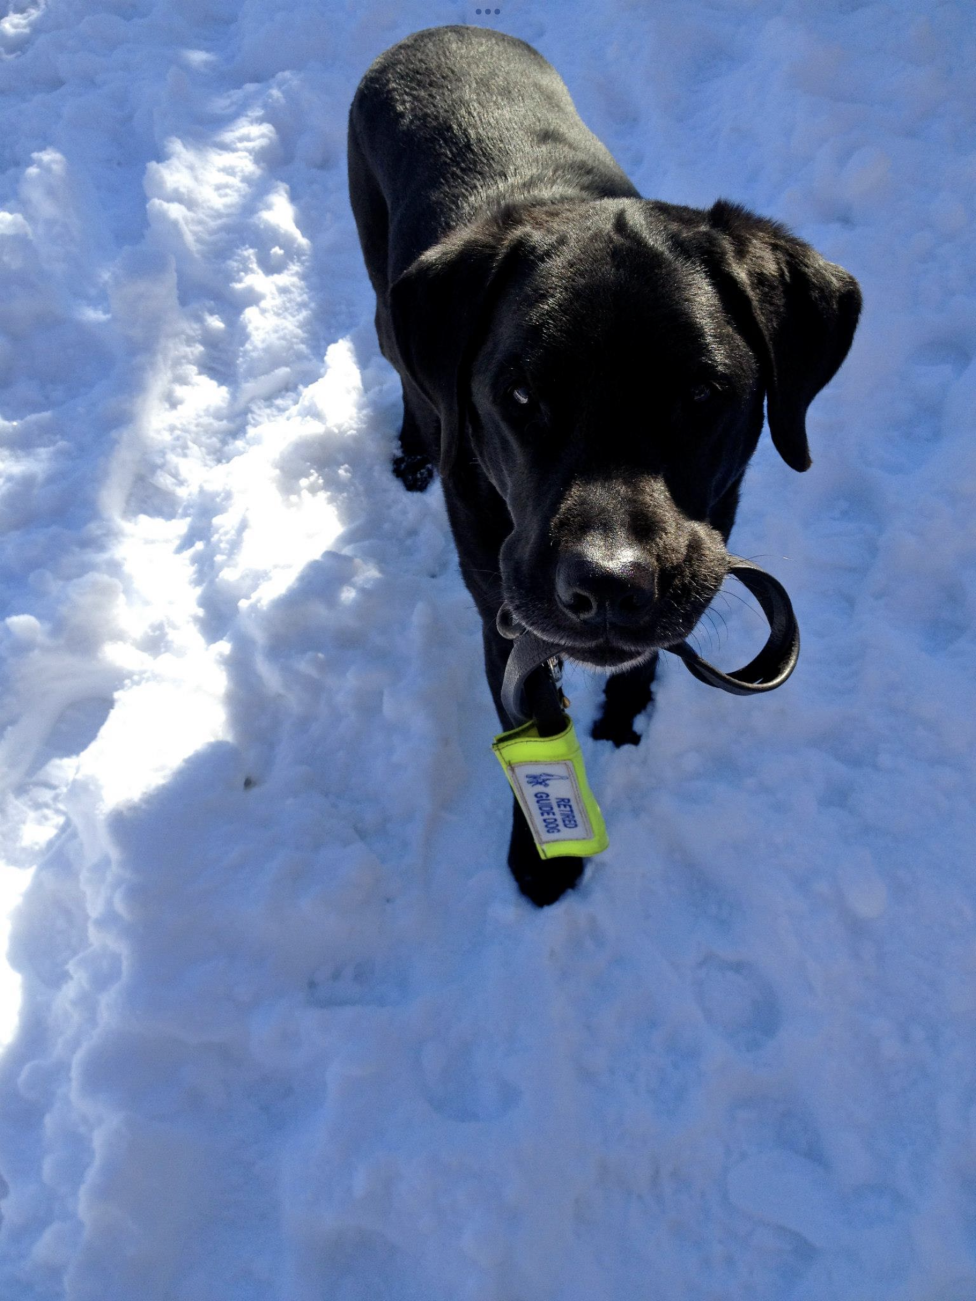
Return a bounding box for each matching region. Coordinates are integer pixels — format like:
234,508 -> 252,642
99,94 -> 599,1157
554,550 -> 657,626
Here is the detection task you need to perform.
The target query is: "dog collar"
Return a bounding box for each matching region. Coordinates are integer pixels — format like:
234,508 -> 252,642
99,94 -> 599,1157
492,557 -> 801,860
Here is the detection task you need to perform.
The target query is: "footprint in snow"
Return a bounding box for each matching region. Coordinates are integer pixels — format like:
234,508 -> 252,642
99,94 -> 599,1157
729,1153 -> 918,1286
694,954 -> 781,1052
302,1226 -> 435,1301
420,1037 -> 521,1123
307,957 -> 406,1008
727,1149 -> 844,1251
924,1284 -> 976,1301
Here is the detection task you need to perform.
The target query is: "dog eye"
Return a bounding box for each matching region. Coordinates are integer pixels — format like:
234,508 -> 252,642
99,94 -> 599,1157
510,385 -> 531,406
690,383 -> 716,404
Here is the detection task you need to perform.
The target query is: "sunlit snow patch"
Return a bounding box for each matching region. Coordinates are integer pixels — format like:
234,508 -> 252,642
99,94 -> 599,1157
73,515 -> 229,810
214,339 -> 360,607
0,864 -> 30,1047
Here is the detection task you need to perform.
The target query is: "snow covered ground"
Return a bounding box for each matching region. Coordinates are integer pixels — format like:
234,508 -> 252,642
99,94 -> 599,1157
1,0 -> 974,1296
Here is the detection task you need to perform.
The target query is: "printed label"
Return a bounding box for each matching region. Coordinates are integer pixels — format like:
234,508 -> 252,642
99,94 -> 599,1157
509,760 -> 594,844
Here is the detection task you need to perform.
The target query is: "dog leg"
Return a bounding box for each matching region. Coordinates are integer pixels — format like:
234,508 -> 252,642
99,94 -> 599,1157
591,652 -> 659,747
507,801 -> 585,906
392,377 -> 437,492
481,621 -> 587,906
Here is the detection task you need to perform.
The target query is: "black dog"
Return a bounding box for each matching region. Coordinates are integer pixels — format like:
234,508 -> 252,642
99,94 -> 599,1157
347,25 -> 861,906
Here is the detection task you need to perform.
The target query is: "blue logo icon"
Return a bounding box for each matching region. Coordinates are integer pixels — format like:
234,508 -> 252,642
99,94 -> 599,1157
525,772 -> 569,788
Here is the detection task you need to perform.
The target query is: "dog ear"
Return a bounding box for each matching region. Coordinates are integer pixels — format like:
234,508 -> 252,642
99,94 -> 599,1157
388,214 -> 525,479
707,200 -> 862,472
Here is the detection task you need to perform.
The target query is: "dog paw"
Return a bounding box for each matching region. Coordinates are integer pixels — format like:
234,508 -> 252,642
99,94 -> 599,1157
592,662 -> 656,746
392,452 -> 434,492
510,853 -> 586,907
507,813 -> 585,905
590,714 -> 642,747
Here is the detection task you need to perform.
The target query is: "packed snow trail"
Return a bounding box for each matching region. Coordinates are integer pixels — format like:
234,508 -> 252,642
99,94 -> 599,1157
1,2 -> 975,1298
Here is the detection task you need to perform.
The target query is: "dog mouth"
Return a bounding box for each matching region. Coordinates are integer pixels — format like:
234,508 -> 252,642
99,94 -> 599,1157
497,596 -> 713,671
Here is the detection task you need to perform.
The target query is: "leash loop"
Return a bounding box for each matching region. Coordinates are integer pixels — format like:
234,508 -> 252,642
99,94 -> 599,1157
668,557 -> 800,696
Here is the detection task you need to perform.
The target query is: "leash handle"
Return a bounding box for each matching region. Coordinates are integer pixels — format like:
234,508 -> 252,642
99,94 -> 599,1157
497,556 -> 801,726
668,557 -> 800,695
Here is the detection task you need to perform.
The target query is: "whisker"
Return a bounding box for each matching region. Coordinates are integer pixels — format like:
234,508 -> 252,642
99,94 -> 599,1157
698,614 -> 716,654
739,552 -> 788,565
709,606 -> 730,645
715,587 -> 766,625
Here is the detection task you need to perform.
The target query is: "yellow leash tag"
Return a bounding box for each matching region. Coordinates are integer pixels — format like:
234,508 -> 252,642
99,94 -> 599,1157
491,716 -> 609,860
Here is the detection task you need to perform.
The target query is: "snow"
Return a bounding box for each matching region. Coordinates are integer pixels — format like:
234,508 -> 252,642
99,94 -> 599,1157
1,1 -> 974,1297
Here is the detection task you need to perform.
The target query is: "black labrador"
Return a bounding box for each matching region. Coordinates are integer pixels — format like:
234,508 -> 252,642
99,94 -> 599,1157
347,25 -> 861,906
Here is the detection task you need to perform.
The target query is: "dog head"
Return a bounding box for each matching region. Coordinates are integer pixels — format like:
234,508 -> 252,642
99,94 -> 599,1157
390,197 -> 861,669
